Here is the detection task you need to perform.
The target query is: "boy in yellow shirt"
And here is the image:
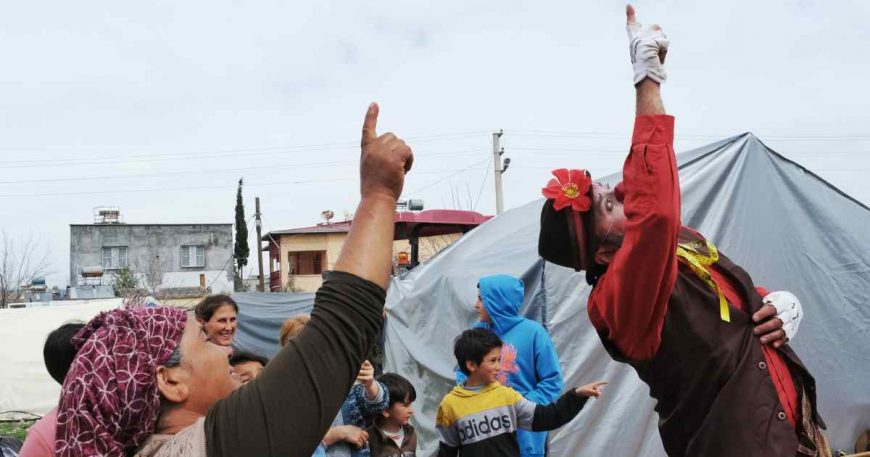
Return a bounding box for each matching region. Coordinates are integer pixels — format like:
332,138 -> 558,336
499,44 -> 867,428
436,329 -> 606,456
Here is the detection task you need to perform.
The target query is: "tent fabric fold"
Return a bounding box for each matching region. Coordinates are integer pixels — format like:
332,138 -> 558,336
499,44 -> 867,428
383,133 -> 870,456
5,134 -> 866,456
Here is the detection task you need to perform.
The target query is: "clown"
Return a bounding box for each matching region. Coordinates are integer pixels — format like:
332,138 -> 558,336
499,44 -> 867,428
537,6 -> 828,457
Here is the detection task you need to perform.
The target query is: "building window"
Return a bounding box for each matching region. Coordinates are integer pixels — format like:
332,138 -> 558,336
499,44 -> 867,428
102,246 -> 128,270
181,245 -> 206,268
288,251 -> 325,275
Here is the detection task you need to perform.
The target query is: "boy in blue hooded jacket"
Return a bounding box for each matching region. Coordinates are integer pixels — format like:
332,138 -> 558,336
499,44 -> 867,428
456,274 -> 564,457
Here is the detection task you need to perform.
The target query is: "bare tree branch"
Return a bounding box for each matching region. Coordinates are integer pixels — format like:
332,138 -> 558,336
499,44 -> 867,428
145,255 -> 164,293
0,230 -> 52,307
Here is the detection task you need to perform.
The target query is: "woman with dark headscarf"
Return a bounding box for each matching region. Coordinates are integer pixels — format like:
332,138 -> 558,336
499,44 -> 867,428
56,103 -> 413,457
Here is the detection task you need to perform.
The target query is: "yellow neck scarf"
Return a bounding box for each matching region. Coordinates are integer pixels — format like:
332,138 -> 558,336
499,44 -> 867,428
676,239 -> 731,322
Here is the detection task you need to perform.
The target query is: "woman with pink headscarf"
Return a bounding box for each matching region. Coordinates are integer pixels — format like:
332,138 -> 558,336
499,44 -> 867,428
55,102 -> 413,457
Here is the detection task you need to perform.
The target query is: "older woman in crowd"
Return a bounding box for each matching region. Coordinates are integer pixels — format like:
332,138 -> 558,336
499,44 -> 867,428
194,295 -> 238,347
55,102 -> 412,457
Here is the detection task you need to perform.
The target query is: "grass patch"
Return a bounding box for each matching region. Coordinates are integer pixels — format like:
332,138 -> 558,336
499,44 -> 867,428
0,419 -> 36,441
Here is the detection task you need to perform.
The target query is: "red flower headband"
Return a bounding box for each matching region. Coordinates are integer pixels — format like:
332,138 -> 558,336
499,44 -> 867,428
541,168 -> 592,211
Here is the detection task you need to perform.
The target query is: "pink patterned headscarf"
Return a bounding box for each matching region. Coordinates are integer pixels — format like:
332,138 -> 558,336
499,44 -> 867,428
55,305 -> 188,457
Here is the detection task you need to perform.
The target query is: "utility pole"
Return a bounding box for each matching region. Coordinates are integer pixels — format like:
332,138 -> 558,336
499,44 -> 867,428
492,129 -> 510,215
255,197 -> 265,292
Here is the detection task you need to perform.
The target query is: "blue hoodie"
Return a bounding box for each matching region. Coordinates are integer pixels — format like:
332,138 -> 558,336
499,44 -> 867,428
456,274 -> 564,457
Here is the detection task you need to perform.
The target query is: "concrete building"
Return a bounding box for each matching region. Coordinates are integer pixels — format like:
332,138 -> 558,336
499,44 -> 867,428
70,209 -> 234,294
264,209 -> 491,292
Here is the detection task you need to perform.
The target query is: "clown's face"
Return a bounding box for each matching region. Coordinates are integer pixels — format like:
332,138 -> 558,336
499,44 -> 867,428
590,181 -> 627,264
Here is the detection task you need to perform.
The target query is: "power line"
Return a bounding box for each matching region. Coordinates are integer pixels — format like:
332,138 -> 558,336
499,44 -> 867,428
0,178 -> 345,198
756,137 -> 870,142
509,132 -> 751,141
769,151 -> 870,156
3,129 -> 862,169
180,214 -> 257,308
0,149 -> 489,185
508,145 -> 870,157
509,129 -> 870,141
9,131 -> 860,172
0,144 -> 338,165
472,157 -> 493,211
512,163 -> 870,172
208,255 -> 236,293
0,164 -> 489,198
508,146 -> 627,154
0,131 -> 489,168
404,159 -> 490,195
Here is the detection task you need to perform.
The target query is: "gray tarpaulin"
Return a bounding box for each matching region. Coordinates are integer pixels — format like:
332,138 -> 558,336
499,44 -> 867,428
231,291 -> 315,359
382,133 -> 870,456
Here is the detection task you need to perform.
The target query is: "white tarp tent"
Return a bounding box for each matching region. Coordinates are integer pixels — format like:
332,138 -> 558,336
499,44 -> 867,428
0,299 -> 122,418
2,133 -> 866,455
383,133 -> 870,456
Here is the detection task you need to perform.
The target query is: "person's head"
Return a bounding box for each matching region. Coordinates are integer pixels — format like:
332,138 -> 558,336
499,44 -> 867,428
473,288 -> 490,323
538,168 -> 626,286
377,373 -> 416,427
278,314 -> 311,347
157,314 -> 242,418
474,275 -> 524,334
229,351 -> 269,384
56,306 -> 240,456
454,328 -> 502,385
194,294 -> 238,346
589,181 -> 626,265
43,322 -> 85,385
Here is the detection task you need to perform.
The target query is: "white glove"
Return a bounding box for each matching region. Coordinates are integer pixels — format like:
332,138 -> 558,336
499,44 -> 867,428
627,19 -> 669,84
762,291 -> 803,341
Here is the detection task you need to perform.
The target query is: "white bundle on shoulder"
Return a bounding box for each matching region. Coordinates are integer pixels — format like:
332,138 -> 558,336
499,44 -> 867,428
762,290 -> 803,341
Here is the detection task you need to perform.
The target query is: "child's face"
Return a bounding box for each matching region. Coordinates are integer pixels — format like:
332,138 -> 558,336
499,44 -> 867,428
383,397 -> 414,426
468,346 -> 501,385
474,294 -> 491,323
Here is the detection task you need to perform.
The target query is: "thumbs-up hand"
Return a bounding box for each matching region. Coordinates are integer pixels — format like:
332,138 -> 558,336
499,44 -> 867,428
359,103 -> 414,202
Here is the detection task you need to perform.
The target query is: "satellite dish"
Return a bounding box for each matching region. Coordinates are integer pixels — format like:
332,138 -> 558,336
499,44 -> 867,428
321,210 -> 334,224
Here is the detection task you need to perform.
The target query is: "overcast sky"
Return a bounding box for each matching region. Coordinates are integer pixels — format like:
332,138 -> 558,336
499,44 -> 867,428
1,0 -> 868,287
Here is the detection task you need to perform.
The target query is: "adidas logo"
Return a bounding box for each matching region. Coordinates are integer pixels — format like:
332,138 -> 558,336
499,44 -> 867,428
457,414 -> 513,442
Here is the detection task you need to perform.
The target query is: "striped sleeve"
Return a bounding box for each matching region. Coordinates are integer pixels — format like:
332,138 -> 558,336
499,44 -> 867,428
437,424 -> 461,449
515,397 -> 537,429
436,401 -> 461,448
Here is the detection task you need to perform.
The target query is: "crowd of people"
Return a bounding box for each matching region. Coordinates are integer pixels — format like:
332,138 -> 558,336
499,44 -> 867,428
11,5 -> 846,457
20,287 -> 603,457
